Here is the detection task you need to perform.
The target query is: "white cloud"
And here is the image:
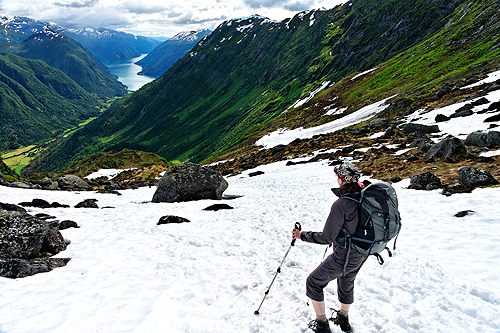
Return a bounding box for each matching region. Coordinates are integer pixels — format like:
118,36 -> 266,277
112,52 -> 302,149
0,0 -> 346,37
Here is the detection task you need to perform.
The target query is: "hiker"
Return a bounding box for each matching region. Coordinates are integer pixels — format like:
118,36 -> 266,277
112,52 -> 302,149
292,161 -> 369,333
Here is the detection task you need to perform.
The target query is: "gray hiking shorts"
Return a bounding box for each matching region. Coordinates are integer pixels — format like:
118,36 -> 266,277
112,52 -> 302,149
306,246 -> 368,304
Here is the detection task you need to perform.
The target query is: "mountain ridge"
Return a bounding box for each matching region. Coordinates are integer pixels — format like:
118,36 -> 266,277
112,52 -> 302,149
18,0 -> 500,174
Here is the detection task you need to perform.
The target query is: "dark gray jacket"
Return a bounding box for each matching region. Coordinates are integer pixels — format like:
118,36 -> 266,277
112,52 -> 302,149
300,188 -> 359,246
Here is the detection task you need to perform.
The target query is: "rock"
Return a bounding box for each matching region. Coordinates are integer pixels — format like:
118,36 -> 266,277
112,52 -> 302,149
56,175 -> 91,191
203,204 -> 233,211
464,131 -> 500,148
58,220 -> 80,230
0,202 -> 26,213
458,167 -> 499,187
471,97 -> 490,106
488,101 -> 500,111
41,227 -> 67,255
35,213 -> 57,220
0,212 -> 67,260
441,183 -> 475,196
157,216 -> 190,225
9,181 -> 33,189
402,123 -> 440,134
484,112 -> 500,122
449,109 -> 474,118
410,172 -> 442,190
489,84 -> 500,92
248,171 -> 265,177
0,258 -> 71,279
152,163 -> 228,203
435,114 -> 450,122
423,136 -> 469,163
97,189 -> 122,195
454,210 -> 474,217
74,199 -> 99,208
50,202 -> 70,208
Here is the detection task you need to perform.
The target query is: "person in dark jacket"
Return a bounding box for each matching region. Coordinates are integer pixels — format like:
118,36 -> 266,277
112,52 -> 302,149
292,161 -> 369,333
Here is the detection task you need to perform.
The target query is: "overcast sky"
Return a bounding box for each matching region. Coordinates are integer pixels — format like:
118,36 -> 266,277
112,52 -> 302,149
0,0 -> 346,37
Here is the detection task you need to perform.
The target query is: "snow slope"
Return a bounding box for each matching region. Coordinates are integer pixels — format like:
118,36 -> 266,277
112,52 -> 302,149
1,71 -> 500,333
1,160 -> 499,332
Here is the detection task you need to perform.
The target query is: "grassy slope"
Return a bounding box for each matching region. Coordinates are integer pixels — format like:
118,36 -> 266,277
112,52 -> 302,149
241,0 -> 500,144
0,53 -> 101,151
24,0 -> 496,174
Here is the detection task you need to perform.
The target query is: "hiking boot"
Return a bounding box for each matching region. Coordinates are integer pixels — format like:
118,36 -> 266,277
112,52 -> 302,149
308,319 -> 332,333
330,310 -> 352,333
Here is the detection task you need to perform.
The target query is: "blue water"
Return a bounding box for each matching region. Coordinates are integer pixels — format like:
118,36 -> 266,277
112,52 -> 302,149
106,54 -> 155,92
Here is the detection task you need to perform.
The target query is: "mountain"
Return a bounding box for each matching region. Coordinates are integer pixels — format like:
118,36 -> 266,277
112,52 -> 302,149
0,16 -> 61,46
1,29 -> 127,98
136,29 -> 212,78
23,0 -> 500,174
63,27 -> 161,64
0,53 -> 100,151
0,16 -> 161,64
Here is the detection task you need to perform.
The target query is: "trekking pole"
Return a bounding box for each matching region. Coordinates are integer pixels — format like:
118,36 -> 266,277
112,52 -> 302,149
254,222 -> 301,315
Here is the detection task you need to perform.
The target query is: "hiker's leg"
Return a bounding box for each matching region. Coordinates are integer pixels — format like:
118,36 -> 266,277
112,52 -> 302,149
311,300 -> 328,321
340,303 -> 350,316
306,253 -> 344,303
337,252 -> 368,304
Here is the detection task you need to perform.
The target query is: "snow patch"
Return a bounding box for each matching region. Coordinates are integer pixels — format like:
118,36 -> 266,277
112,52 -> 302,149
351,67 -> 379,80
258,95 -> 397,148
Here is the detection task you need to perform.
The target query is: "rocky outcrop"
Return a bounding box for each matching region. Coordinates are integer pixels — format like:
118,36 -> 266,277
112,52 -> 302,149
0,210 -> 70,278
423,136 -> 470,163
152,163 -> 228,203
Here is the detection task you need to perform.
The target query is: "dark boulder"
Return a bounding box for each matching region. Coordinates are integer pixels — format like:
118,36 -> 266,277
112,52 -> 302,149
248,171 -> 265,177
488,101 -> 500,111
423,136 -> 469,163
56,175 -> 91,191
410,172 -> 442,190
464,131 -> 500,148
454,210 -> 474,217
74,199 -> 99,208
435,114 -> 450,122
58,220 -> 80,230
0,202 -> 26,213
0,258 -> 71,279
0,212 -> 67,260
449,109 -> 474,119
441,183 -> 475,196
458,167 -> 499,187
484,112 -> 500,123
152,163 -> 228,203
203,204 -> 234,211
157,216 -> 190,225
402,123 -> 440,135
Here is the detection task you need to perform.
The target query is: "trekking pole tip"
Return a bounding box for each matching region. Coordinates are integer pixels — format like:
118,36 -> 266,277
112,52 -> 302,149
254,310 -> 260,315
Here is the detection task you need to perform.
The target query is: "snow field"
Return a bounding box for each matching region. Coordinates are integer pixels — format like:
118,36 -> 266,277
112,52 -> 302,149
1,160 -> 499,332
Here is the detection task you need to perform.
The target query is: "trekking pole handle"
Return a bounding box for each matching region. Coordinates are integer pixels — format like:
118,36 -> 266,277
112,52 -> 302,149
291,222 -> 302,246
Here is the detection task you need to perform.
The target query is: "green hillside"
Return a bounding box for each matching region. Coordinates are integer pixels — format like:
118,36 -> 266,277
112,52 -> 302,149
23,0 -> 500,174
0,53 -> 101,151
2,30 -> 127,98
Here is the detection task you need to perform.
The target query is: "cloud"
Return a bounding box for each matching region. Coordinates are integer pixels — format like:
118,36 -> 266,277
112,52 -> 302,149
53,0 -> 99,9
283,0 -> 315,11
242,0 -> 288,9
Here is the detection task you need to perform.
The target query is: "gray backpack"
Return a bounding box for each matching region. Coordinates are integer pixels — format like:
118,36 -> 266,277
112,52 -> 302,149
340,182 -> 402,273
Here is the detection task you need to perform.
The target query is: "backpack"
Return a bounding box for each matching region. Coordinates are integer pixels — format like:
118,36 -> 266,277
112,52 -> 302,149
338,181 -> 402,274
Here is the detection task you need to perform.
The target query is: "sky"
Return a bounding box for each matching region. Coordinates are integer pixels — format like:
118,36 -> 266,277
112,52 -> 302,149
0,0 -> 346,37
